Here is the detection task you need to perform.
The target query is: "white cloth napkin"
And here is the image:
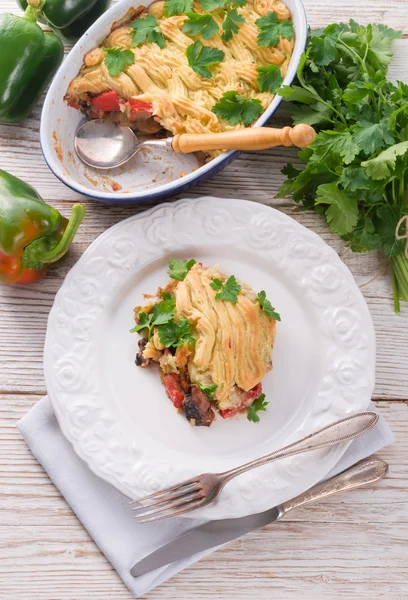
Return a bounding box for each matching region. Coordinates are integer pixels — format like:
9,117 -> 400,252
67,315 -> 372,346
17,397 -> 394,598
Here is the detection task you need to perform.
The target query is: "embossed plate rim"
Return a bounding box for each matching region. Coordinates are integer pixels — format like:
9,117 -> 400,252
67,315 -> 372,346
43,197 -> 376,519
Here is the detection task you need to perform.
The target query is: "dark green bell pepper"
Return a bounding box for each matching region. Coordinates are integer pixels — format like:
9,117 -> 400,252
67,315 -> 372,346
0,2 -> 64,124
18,0 -> 111,42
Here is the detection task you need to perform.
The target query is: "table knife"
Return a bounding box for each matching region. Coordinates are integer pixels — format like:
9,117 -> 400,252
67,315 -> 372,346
131,458 -> 387,577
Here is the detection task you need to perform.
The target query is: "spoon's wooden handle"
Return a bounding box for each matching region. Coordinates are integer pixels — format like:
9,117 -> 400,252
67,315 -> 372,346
171,124 -> 315,153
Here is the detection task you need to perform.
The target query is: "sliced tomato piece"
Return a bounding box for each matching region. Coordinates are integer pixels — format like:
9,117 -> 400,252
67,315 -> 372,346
90,91 -> 120,112
220,383 -> 263,419
67,101 -> 81,110
128,99 -> 154,123
245,382 -> 263,403
164,373 -> 185,409
129,98 -> 153,113
219,408 -> 235,419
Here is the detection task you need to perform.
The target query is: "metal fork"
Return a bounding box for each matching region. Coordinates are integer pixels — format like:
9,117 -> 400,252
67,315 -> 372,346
130,411 -> 378,523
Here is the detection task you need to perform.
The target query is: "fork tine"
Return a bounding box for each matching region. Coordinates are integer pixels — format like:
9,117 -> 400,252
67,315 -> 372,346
131,483 -> 202,512
129,477 -> 198,506
133,490 -> 205,520
135,497 -> 207,523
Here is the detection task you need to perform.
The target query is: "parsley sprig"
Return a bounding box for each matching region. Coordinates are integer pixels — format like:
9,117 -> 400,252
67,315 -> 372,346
222,8 -> 244,42
130,293 -> 176,339
276,20 -> 408,311
164,0 -> 194,16
131,15 -> 165,48
182,6 -> 244,43
199,0 -> 246,11
103,47 -> 134,77
212,91 -> 263,125
197,382 -> 218,401
257,65 -> 283,94
131,292 -> 195,348
210,275 -> 241,303
182,12 -> 219,40
247,394 -> 269,422
256,11 -> 294,48
257,291 -> 281,321
186,41 -> 225,78
158,319 -> 195,348
168,258 -> 196,281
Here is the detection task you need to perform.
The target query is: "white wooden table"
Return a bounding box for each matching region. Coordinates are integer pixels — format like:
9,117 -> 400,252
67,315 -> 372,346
1,1 -> 408,598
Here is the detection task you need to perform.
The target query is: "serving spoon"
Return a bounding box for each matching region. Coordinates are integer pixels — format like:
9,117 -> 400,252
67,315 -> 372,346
74,120 -> 316,169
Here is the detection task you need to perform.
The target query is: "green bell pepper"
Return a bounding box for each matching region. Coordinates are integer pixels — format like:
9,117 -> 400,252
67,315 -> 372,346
0,1 -> 64,124
18,0 -> 111,41
0,169 -> 85,285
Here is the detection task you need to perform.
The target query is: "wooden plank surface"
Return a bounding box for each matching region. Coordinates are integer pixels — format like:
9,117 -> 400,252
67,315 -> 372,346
1,0 -> 408,598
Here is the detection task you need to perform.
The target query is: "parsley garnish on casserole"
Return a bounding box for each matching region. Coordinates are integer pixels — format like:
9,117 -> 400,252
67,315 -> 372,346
64,1 -> 294,161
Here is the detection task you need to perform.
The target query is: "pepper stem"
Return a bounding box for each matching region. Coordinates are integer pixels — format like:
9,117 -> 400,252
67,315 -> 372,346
42,204 -> 85,264
22,204 -> 86,269
24,0 -> 46,22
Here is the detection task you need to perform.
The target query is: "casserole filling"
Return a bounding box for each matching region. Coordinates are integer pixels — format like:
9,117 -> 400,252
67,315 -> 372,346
132,261 -> 279,426
65,1 -> 294,160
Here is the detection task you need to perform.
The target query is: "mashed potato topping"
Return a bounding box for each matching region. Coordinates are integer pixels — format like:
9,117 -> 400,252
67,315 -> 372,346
133,260 -> 279,426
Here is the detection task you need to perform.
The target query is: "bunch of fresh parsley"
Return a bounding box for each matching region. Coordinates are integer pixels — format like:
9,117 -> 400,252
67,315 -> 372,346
276,20 -> 408,311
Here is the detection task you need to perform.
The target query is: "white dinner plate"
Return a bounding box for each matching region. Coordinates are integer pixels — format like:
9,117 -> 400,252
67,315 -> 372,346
44,198 -> 376,519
